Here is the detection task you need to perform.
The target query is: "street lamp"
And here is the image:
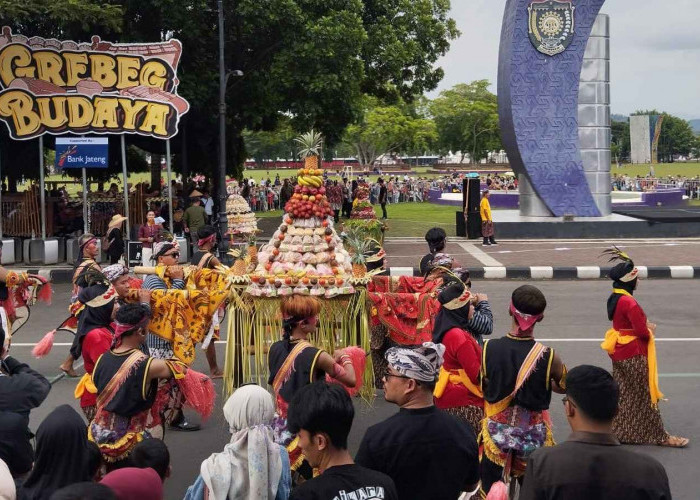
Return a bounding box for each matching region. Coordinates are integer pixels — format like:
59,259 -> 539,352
216,0 -> 244,258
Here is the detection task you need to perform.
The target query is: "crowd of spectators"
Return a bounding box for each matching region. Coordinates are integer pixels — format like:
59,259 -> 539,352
612,174 -> 700,198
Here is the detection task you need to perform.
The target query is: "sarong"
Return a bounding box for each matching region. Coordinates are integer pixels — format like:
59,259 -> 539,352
612,355 -> 669,444
481,220 -> 494,238
445,406 -> 484,437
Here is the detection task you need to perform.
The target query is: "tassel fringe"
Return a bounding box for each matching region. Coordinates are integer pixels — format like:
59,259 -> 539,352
32,330 -> 55,358
178,368 -> 216,421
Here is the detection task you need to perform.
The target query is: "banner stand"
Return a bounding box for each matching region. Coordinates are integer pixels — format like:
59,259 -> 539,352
82,167 -> 88,234
39,136 -> 46,240
121,136 -> 130,239
166,140 -> 174,235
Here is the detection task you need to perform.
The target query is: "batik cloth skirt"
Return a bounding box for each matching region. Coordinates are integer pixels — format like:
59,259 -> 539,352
444,405 -> 484,437
481,221 -> 494,238
612,355 -> 669,444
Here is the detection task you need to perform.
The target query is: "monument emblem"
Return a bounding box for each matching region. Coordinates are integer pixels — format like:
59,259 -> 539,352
528,0 -> 575,56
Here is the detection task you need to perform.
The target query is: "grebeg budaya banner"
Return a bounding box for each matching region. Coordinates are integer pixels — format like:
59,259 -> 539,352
0,27 -> 189,141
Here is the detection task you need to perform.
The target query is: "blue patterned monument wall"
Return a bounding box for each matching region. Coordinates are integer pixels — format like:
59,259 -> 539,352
498,0 -> 606,217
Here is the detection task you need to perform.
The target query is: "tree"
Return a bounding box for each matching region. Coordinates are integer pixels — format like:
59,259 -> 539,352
632,110 -> 697,163
0,0 -> 458,190
610,119 -> 630,164
243,118 -> 296,165
429,80 -> 501,164
343,97 -> 437,167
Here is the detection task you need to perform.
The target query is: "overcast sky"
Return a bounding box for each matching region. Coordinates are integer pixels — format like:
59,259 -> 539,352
429,0 -> 700,120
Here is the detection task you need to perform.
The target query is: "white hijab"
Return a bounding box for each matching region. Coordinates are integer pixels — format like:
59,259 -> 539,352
0,459 -> 15,500
201,385 -> 283,500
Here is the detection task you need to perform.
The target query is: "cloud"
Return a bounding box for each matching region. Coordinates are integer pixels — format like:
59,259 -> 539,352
430,0 -> 700,120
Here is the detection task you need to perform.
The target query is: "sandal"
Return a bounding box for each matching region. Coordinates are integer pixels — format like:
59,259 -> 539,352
660,435 -> 689,448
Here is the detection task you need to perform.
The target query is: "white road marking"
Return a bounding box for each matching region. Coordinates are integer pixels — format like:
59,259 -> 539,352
670,266 -> 694,278
530,267 -> 554,279
458,243 -> 504,267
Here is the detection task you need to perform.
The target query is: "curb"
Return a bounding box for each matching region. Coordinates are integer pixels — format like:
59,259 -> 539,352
14,266 -> 700,284
386,266 -> 700,280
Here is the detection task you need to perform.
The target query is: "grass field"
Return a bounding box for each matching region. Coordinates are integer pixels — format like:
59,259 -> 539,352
256,203 -> 460,237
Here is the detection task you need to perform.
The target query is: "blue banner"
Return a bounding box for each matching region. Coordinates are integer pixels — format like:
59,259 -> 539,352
55,137 -> 109,169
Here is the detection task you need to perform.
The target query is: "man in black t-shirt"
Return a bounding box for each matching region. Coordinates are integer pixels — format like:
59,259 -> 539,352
288,382 -> 397,500
378,178 -> 388,219
355,343 -> 480,500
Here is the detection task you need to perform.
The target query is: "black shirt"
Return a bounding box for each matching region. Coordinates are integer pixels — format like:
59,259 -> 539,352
520,431 -> 671,500
379,185 -> 387,203
355,406 -> 479,500
0,357 -> 51,476
290,464 -> 398,500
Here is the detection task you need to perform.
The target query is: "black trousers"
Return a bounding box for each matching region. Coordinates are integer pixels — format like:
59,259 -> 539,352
380,203 -> 387,219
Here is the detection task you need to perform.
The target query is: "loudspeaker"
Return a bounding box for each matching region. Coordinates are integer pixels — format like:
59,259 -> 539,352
463,178 -> 481,213
466,212 -> 482,239
456,211 -> 466,237
462,178 -> 482,239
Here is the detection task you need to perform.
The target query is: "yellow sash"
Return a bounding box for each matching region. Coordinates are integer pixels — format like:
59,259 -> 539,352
74,373 -> 97,399
434,367 -> 483,399
601,327 -> 663,406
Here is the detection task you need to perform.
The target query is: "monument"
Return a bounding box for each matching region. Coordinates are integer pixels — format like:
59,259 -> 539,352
630,114 -> 664,164
498,0 -> 610,217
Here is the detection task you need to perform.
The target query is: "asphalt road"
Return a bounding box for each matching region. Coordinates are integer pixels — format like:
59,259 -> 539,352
10,281 -> 700,499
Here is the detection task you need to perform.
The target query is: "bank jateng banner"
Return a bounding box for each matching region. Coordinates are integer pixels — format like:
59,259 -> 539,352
0,27 -> 190,141
55,137 -> 108,168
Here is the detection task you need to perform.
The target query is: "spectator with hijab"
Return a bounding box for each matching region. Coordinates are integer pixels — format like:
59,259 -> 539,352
355,343 -> 479,500
0,460 -> 14,500
185,384 -> 290,500
100,467 -> 163,500
17,405 -> 92,500
0,325 -> 50,479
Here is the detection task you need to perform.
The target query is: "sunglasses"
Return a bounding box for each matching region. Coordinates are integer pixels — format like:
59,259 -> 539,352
382,367 -> 411,380
164,251 -> 180,258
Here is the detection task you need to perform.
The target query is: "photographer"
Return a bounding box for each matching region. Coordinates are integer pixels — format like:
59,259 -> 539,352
0,324 -> 51,477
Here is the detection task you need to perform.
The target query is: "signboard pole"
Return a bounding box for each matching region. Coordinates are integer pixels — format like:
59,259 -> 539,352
165,140 -> 174,235
81,168 -> 88,234
121,136 -> 130,239
0,142 -> 3,239
39,136 -> 46,240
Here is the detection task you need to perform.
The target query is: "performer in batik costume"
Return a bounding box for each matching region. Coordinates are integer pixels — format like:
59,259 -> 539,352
60,233 -> 102,377
268,295 -> 356,483
432,281 -> 484,436
479,285 -> 566,497
89,304 -> 189,468
600,247 -> 688,448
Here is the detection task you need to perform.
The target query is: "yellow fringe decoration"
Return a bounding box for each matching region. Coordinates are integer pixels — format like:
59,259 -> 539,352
223,286 -> 374,403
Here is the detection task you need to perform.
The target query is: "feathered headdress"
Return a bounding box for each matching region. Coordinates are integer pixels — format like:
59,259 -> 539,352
602,246 -> 638,283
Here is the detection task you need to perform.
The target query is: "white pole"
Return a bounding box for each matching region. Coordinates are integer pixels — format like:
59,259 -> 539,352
121,136 -> 130,239
82,167 -> 88,234
165,140 -> 173,235
39,136 -> 46,240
